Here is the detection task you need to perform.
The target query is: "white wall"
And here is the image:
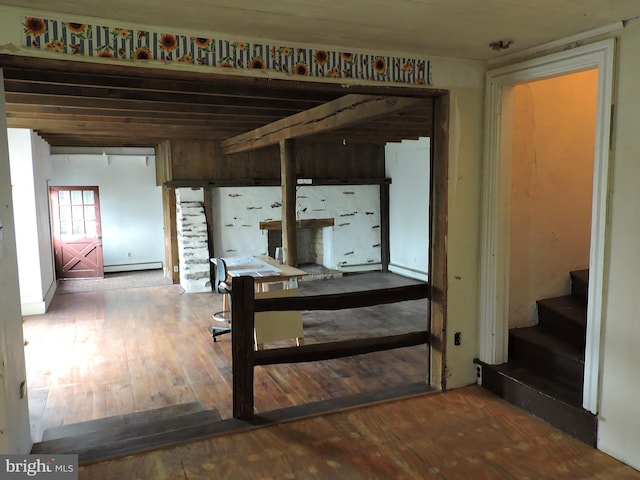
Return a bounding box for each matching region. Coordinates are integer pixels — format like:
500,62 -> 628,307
508,71 -> 597,327
31,133 -> 56,303
50,154 -> 164,272
385,138 -> 430,281
211,185 -> 382,270
597,19 -> 640,470
0,72 -> 32,453
8,129 -> 56,315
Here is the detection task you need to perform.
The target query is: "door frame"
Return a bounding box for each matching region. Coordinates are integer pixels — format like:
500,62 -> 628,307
478,39 -> 615,413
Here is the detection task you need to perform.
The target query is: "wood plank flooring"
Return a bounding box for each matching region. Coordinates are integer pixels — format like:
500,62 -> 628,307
79,385 -> 640,479
23,270 -> 427,442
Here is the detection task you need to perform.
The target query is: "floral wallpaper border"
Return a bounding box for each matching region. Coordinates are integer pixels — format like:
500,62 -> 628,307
22,17 -> 432,85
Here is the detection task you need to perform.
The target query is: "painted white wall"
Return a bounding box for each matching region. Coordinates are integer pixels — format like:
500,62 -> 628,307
50,154 -> 164,271
385,138 -> 430,281
8,130 -> 56,316
0,71 -> 32,453
597,19 -> 640,471
211,185 -> 382,270
30,133 -> 56,304
508,71 -> 597,328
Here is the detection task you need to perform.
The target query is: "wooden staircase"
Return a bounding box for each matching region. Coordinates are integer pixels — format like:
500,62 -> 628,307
479,269 -> 597,446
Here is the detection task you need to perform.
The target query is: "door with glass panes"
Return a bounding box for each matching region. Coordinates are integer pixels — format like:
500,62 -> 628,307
49,186 -> 104,278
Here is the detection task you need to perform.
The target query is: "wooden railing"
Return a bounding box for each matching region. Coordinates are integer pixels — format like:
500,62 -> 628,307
230,276 -> 431,420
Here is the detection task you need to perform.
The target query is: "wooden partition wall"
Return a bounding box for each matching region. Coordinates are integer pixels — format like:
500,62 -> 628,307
230,276 -> 432,419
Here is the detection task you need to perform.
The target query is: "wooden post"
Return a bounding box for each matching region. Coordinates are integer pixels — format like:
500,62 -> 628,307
429,92 -> 449,391
280,139 -> 298,266
161,186 -> 179,284
380,182 -> 390,272
232,276 -> 256,420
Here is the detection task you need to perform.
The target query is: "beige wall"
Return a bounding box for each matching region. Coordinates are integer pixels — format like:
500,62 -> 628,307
597,19 -> 640,470
441,86 -> 484,389
509,70 -> 597,327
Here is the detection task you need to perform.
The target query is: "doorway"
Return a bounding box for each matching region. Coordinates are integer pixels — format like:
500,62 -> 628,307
479,39 -> 615,413
508,70 -> 598,328
49,186 -> 104,279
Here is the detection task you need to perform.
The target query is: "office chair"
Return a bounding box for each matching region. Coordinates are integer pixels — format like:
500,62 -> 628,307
211,257 -> 232,342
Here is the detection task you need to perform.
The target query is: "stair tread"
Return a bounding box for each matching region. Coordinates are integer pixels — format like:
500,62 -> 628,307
42,401 -> 208,442
34,407 -> 221,454
488,362 -> 583,407
537,295 -> 587,327
510,326 -> 584,362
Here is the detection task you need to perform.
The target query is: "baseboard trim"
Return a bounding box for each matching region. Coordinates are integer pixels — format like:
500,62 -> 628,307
104,262 -> 163,273
389,264 -> 428,282
337,263 -> 382,273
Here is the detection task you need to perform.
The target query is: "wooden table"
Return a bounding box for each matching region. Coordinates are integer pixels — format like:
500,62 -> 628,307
218,255 -> 308,349
221,255 -> 307,291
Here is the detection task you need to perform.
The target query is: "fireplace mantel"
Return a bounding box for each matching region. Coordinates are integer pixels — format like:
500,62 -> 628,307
259,218 -> 335,230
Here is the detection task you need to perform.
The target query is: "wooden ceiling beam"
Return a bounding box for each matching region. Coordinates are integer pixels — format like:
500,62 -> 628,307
3,79 -> 324,111
4,93 -> 301,117
222,94 -> 428,154
1,67 -> 342,103
6,123 -> 235,140
38,135 -> 159,147
5,104 -> 282,123
6,111 -> 268,128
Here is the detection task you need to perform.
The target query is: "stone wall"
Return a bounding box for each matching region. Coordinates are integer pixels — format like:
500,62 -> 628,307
176,189 -> 210,292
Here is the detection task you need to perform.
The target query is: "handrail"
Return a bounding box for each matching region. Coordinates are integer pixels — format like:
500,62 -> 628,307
231,275 -> 431,420
255,283 -> 429,312
254,331 -> 430,366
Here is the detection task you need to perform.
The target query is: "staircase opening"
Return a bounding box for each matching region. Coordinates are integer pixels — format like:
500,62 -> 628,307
479,69 -> 600,446
508,69 -> 597,330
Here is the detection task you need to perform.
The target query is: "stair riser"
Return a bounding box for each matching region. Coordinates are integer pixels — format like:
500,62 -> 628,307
571,272 -> 589,303
537,304 -> 586,350
481,366 -> 597,446
509,334 -> 584,389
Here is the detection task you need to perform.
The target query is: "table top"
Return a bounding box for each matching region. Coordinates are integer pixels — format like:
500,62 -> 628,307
215,255 -> 307,283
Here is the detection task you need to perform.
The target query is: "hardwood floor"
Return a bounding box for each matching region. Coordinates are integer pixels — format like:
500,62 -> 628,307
23,271 -> 428,442
79,385 -> 640,479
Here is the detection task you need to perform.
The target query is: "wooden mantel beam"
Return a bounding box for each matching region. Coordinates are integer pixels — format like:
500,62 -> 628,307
221,94 -> 426,155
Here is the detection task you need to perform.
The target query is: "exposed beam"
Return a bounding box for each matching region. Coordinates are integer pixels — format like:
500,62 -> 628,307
222,94 -> 427,154
3,79 -> 322,111
1,67 -> 341,103
4,93 -> 302,117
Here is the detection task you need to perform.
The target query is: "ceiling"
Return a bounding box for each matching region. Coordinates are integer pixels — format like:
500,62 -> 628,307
0,54 -> 438,147
3,0 -> 640,59
1,0 -> 639,148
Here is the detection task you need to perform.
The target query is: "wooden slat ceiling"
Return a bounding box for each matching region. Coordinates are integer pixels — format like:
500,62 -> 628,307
0,55 -> 438,149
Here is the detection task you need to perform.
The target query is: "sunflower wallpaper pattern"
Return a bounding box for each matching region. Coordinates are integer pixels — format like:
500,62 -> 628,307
22,17 -> 432,85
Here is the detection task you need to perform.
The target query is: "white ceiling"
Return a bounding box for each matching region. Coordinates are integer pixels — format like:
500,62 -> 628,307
3,0 -> 640,59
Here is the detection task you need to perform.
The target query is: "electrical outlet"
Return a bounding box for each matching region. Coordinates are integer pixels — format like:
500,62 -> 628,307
454,332 -> 461,346
173,265 -> 179,273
